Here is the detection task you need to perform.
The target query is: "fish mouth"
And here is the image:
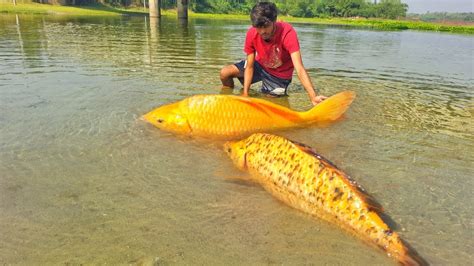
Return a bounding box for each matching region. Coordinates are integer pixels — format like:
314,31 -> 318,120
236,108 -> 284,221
141,112 -> 154,124
223,141 -> 235,154
223,141 -> 247,170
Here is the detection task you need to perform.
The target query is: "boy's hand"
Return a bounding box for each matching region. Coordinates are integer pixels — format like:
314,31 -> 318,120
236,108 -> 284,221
312,95 -> 327,105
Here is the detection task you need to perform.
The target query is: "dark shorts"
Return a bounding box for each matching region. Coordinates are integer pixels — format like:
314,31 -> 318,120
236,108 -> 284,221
234,60 -> 292,96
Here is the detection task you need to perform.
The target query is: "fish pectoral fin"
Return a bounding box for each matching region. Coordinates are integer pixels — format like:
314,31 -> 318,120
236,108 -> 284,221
217,171 -> 257,186
214,168 -> 256,184
224,176 -> 260,187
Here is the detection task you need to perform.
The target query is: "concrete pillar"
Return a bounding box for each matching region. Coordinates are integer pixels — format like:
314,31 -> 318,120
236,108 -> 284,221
149,0 -> 161,18
177,0 -> 188,19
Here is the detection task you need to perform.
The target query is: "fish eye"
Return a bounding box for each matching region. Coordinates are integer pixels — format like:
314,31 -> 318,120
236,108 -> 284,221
227,147 -> 232,153
157,119 -> 164,123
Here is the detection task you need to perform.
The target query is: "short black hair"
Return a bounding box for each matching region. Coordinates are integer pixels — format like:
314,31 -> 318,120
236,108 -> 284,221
250,2 -> 278,28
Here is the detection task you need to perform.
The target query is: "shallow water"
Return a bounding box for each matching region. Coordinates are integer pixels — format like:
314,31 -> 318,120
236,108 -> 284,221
0,14 -> 473,265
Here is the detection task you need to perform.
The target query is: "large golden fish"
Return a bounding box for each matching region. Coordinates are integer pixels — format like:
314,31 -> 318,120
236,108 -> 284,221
224,133 -> 427,265
142,91 -> 355,139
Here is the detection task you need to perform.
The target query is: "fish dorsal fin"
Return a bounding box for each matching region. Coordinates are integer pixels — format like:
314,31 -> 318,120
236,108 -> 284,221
301,91 -> 356,122
290,139 -> 384,212
233,96 -> 302,122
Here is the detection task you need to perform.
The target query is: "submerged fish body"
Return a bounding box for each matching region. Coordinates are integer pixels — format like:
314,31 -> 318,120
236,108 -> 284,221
142,91 -> 355,139
224,133 -> 427,265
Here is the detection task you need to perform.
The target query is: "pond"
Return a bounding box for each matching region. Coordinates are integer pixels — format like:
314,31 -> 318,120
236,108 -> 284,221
0,14 -> 472,265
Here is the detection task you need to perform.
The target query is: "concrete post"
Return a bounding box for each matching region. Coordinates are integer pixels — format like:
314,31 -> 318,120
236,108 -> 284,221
177,0 -> 188,19
149,0 -> 161,18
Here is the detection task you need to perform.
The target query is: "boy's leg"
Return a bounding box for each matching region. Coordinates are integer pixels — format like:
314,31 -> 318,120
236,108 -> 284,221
220,64 -> 241,88
222,60 -> 263,88
260,69 -> 292,97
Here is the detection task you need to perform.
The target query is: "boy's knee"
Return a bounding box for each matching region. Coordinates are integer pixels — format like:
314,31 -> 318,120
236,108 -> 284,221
219,66 -> 228,80
220,65 -> 235,80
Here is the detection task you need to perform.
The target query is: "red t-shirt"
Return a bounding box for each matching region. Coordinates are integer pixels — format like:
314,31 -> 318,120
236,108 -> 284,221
244,22 -> 300,80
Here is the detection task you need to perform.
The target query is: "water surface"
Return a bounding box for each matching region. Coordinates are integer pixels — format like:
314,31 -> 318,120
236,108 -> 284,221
0,14 -> 473,265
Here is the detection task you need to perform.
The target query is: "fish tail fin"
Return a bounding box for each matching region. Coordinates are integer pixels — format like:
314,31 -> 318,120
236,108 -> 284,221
301,91 -> 356,122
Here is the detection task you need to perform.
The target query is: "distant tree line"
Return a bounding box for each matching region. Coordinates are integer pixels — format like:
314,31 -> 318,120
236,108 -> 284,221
407,12 -> 474,23
29,0 -> 409,19
191,0 -> 409,19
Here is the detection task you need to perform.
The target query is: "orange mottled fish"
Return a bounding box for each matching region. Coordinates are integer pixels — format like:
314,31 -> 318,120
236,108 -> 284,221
224,133 -> 427,266
142,91 -> 355,139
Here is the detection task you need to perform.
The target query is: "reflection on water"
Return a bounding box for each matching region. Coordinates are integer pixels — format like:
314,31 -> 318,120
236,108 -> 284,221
0,14 -> 473,265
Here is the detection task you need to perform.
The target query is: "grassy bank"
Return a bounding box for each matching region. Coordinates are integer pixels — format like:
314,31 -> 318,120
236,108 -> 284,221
308,17 -> 474,34
0,3 -> 146,16
1,3 -> 473,34
187,12 -> 474,34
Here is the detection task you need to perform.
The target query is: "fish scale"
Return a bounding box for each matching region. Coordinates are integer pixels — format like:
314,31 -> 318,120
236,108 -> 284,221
188,95 -> 272,135
224,133 -> 427,265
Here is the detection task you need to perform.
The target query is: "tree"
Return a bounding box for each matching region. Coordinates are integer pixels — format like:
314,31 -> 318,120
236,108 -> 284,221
376,0 -> 407,19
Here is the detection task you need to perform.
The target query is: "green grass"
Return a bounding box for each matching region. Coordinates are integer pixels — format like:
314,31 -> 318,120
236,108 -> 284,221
279,16 -> 474,34
164,10 -> 474,34
1,3 -> 472,34
0,3 -> 146,16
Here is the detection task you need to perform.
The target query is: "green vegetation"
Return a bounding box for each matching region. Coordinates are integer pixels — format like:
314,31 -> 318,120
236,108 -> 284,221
284,16 -> 474,33
179,0 -> 408,19
1,0 -> 410,19
185,11 -> 473,33
0,3 -> 146,15
1,2 -> 473,34
190,0 -> 409,19
407,12 -> 474,23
